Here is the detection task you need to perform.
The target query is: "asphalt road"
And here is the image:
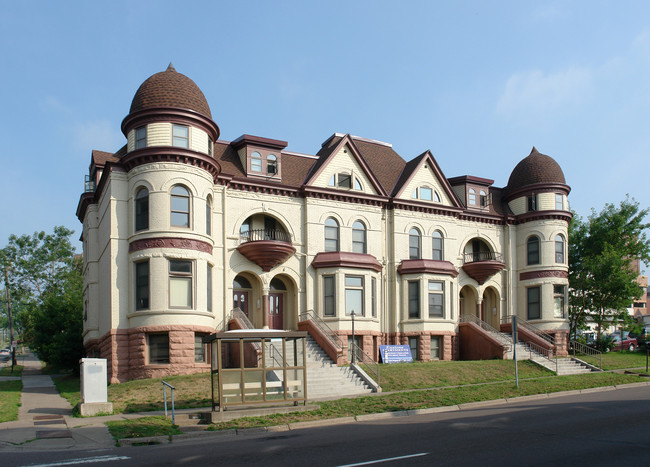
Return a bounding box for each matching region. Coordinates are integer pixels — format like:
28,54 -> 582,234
6,384 -> 650,467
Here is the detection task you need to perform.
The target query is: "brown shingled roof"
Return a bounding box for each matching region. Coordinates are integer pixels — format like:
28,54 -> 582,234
507,147 -> 566,192
129,64 -> 212,118
352,139 -> 406,195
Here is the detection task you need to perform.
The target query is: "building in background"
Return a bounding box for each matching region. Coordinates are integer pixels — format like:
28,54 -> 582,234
77,65 -> 572,382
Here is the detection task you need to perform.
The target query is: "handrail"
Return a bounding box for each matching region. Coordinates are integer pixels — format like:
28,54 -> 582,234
523,341 -> 558,374
229,309 -> 262,353
298,310 -> 343,351
162,380 -> 175,425
268,343 -> 285,368
569,340 -> 603,370
240,228 -> 292,244
462,251 -> 503,264
459,314 -> 512,350
349,341 -> 380,384
501,315 -> 556,346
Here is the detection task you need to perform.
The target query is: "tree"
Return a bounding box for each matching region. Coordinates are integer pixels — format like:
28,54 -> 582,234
568,197 -> 650,342
1,226 -> 82,370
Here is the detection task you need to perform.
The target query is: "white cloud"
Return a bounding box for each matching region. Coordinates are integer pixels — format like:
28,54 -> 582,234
531,3 -> 569,22
496,67 -> 592,118
72,120 -> 124,153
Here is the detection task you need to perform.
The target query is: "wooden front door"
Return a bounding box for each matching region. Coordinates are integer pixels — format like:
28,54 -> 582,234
233,291 -> 249,316
268,293 -> 283,329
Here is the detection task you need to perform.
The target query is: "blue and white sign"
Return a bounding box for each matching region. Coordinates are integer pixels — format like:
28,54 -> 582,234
379,345 -> 413,363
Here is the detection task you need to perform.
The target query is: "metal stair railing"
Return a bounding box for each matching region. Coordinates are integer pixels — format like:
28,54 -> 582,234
298,310 -> 343,352
502,315 -> 556,347
523,341 -> 558,374
569,340 -> 602,370
349,341 -> 380,385
228,309 -> 262,353
459,314 -> 512,350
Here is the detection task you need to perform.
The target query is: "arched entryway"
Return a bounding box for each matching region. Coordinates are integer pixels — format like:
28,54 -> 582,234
268,277 -> 286,330
482,286 -> 501,329
233,273 -> 262,327
459,285 -> 479,319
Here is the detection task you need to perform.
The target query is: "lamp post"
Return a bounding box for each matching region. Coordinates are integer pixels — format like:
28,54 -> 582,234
351,310 -> 356,364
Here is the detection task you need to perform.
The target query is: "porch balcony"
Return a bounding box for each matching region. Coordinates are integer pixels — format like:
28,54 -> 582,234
237,228 -> 296,272
461,251 -> 505,285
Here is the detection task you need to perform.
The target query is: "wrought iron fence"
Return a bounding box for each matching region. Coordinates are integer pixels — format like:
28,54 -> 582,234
462,251 -> 503,263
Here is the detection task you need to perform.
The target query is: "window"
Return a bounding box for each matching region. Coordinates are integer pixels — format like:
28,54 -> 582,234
135,260 -> 149,310
328,173 -> 359,190
434,191 -> 441,203
328,175 -> 336,186
469,188 -> 476,205
430,336 -> 441,360
135,126 -> 147,149
408,281 -> 420,319
527,286 -> 541,320
554,285 -> 566,318
408,337 -> 419,360
352,221 -> 367,254
527,195 -> 537,212
371,277 -> 377,317
207,264 -> 212,312
172,124 -> 189,148
135,187 -> 149,231
420,186 -> 432,201
240,219 -> 251,241
323,275 -> 335,316
208,138 -> 213,157
148,333 -> 169,364
354,178 -> 362,190
432,230 -> 443,261
195,333 -> 209,363
206,196 -> 212,236
251,151 -> 262,172
324,217 -> 339,252
338,173 -> 351,189
267,154 -> 277,174
169,260 -> 192,308
171,185 -> 190,227
428,281 -> 444,318
409,228 -> 421,259
527,236 -> 540,265
345,275 -> 364,316
480,190 -> 488,207
555,194 -> 563,210
555,235 -> 565,263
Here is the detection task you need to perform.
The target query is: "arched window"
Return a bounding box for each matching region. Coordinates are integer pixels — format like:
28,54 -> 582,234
409,228 -> 421,259
354,178 -> 362,190
352,221 -> 367,254
527,236 -> 540,265
171,185 -> 190,227
479,190 -> 488,207
434,191 -> 441,203
135,187 -> 149,231
251,151 -> 262,172
432,230 -> 443,261
420,187 -> 433,201
555,234 -> 565,263
206,195 -> 212,236
324,218 -> 339,252
267,154 -> 277,174
468,188 -> 477,205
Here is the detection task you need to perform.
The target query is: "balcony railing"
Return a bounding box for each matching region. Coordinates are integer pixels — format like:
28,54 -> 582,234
463,251 -> 503,264
240,229 -> 291,244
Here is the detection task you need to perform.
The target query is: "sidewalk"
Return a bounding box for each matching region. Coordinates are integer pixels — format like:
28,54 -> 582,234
0,352 -> 116,452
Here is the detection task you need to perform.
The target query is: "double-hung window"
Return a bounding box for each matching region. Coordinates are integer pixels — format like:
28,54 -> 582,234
169,260 -> 192,308
171,185 -> 190,227
554,285 -> 566,318
324,218 -> 339,252
428,281 -> 444,318
135,187 -> 149,231
323,275 -> 335,317
345,275 -> 364,316
135,126 -> 147,149
172,124 -> 189,148
432,230 -> 443,260
148,333 -> 169,364
527,236 -> 540,265
527,286 -> 541,320
135,260 -> 149,310
409,228 -> 421,259
352,221 -> 366,254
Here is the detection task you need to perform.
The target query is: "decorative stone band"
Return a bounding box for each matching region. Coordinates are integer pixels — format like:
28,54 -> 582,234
129,236 -> 213,254
519,270 -> 568,281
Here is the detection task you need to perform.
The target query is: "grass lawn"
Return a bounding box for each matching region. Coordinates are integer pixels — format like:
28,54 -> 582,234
0,380 -> 22,422
106,416 -> 181,441
0,365 -> 23,377
599,351 -> 650,371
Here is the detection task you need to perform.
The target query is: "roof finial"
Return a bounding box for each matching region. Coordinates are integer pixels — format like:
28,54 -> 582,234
167,62 -> 176,72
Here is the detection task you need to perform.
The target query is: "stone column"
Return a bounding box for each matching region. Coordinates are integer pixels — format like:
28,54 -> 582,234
262,293 -> 269,329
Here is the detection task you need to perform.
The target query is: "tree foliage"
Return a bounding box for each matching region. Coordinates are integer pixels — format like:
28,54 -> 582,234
568,197 -> 650,340
1,226 -> 82,370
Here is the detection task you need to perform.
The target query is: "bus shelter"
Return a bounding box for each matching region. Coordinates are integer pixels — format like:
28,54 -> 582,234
207,330 -> 307,411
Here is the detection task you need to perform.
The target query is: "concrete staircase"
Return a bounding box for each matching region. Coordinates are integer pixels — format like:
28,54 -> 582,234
273,336 -> 373,400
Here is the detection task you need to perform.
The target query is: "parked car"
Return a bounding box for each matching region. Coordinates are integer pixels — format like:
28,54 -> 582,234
0,348 -> 10,362
609,331 -> 638,351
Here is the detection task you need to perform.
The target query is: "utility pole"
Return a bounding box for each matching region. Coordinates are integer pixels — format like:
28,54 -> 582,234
4,265 -> 16,367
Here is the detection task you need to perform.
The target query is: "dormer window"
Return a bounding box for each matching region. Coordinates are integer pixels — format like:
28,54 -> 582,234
527,195 -> 537,212
172,124 -> 189,148
251,151 -> 262,172
267,154 -> 277,174
329,173 -> 361,190
469,189 -> 477,205
135,126 -> 147,149
480,190 -> 488,207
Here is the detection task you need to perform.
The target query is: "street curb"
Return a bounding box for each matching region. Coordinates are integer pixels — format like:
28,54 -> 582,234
114,382 -> 649,447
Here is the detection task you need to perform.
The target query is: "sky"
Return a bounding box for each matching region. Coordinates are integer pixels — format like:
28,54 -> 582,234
0,0 -> 648,272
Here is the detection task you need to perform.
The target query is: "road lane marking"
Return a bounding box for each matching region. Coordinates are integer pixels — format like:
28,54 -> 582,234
337,452 -> 429,466
21,455 -> 130,466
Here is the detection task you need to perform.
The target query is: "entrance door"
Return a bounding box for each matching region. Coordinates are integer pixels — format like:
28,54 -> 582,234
268,293 -> 283,329
233,291 -> 249,316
